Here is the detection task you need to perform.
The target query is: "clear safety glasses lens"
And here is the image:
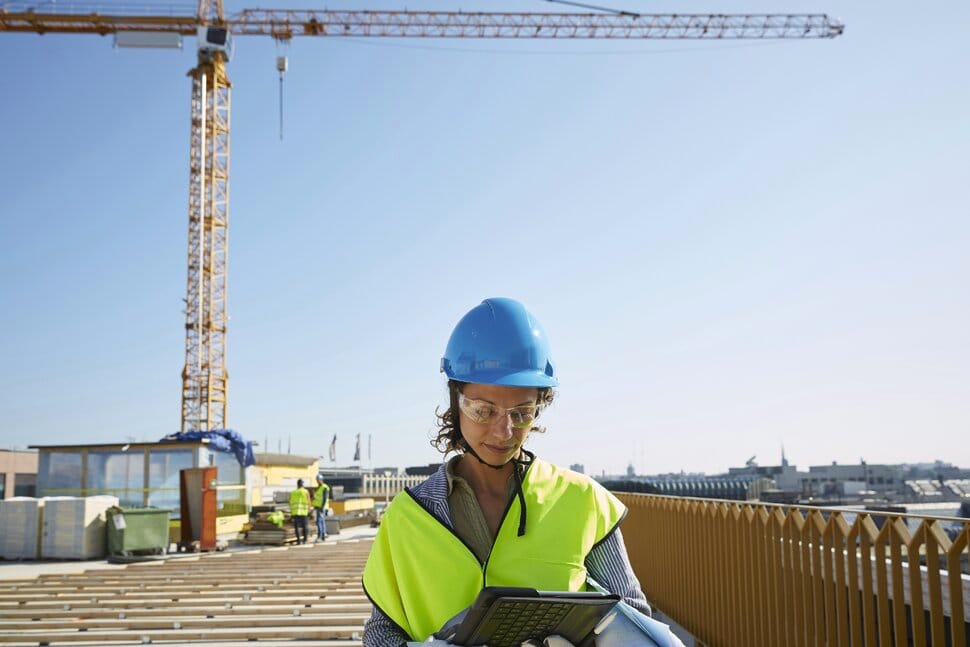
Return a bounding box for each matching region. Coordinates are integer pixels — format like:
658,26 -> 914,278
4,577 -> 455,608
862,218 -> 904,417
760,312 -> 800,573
458,394 -> 537,429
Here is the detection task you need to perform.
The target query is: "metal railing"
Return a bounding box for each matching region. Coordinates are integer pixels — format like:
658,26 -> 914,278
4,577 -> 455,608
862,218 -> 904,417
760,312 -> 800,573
360,473 -> 427,498
616,493 -> 970,647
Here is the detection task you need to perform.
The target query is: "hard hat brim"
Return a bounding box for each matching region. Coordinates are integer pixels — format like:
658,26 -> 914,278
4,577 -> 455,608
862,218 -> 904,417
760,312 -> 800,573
447,367 -> 559,388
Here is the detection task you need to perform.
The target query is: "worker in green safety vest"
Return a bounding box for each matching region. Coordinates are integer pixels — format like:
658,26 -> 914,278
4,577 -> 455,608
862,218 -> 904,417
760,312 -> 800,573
312,473 -> 331,542
289,478 -> 311,545
361,298 -> 682,647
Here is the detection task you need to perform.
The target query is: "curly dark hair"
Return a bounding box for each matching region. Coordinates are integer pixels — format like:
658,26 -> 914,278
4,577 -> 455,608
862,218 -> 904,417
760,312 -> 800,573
431,380 -> 555,455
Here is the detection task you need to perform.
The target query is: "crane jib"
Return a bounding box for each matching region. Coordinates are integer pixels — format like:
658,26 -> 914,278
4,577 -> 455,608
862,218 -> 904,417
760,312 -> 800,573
0,8 -> 844,40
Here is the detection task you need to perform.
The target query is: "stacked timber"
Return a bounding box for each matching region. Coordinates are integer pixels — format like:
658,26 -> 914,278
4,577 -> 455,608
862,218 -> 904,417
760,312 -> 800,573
331,498 -> 376,529
0,537 -> 374,646
241,511 -> 298,545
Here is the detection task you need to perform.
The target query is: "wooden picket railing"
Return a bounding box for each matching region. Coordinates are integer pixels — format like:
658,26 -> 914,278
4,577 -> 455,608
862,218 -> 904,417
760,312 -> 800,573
616,493 -> 970,647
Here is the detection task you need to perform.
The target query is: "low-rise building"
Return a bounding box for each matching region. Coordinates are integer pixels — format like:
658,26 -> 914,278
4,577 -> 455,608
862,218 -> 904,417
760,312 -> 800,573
0,449 -> 38,499
251,452 -> 319,505
802,462 -> 900,498
30,440 -> 250,536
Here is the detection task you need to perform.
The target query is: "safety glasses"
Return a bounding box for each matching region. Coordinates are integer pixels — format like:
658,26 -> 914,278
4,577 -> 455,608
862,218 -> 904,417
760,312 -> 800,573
458,393 -> 538,429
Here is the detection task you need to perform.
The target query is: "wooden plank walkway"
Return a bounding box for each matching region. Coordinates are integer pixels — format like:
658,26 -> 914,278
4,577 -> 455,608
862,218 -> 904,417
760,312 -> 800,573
0,539 -> 374,646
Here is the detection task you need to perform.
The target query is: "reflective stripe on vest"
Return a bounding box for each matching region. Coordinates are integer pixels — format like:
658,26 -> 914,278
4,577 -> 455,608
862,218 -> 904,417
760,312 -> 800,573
362,458 -> 626,641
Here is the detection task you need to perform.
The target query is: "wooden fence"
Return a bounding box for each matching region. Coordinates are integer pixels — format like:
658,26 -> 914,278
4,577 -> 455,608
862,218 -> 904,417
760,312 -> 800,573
617,493 -> 970,647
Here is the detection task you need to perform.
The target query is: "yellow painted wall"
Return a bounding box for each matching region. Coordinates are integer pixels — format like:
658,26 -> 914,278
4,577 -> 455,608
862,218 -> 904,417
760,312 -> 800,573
259,462 -> 320,487
251,462 -> 320,507
331,498 -> 374,514
167,514 -> 248,543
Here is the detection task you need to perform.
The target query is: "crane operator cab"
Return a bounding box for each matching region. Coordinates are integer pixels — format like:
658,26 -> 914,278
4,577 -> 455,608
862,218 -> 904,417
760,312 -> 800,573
197,26 -> 234,62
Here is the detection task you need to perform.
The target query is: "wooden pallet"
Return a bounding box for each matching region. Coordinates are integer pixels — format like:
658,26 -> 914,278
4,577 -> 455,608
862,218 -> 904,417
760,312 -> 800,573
0,539 -> 374,646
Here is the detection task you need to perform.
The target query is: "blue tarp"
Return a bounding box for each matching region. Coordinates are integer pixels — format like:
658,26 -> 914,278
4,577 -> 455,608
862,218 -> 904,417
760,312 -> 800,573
161,429 -> 256,467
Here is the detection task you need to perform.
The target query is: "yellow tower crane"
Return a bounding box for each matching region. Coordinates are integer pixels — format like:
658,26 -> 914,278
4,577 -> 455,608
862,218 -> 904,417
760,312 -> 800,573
0,1 -> 843,434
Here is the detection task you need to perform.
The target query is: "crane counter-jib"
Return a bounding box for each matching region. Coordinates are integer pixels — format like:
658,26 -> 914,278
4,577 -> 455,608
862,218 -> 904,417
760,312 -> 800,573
1,5 -> 843,39
0,8 -> 200,34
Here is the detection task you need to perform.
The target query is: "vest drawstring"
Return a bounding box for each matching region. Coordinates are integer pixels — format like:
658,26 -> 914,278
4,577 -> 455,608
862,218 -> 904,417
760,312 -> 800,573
510,451 -> 534,537
512,465 -> 527,536
459,438 -> 534,537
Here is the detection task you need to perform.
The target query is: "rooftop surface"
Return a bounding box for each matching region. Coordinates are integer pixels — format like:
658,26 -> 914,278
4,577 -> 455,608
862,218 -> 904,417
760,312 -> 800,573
0,524 -> 380,646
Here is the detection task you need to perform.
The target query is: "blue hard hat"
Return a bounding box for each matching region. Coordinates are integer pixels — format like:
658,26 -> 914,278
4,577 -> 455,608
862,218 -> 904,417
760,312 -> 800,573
441,298 -> 558,387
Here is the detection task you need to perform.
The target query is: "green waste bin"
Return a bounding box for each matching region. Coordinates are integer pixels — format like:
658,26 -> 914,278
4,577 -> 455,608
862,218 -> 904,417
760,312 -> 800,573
106,507 -> 171,556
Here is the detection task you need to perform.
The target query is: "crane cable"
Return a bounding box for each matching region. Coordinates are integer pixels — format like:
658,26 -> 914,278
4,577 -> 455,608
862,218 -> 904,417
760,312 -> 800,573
276,55 -> 287,141
275,40 -> 290,141
542,0 -> 641,18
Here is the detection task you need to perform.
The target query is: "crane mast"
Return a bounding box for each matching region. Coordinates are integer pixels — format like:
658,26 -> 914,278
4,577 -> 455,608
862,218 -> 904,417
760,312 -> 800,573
182,42 -> 231,433
177,0 -> 231,432
1,2 -> 843,435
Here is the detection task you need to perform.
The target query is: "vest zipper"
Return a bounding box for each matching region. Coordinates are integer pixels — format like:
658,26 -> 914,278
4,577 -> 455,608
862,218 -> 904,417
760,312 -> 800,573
481,489 -> 518,586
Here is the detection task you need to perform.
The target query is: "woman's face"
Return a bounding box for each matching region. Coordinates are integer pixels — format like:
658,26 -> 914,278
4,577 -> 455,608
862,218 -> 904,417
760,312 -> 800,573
458,383 -> 539,465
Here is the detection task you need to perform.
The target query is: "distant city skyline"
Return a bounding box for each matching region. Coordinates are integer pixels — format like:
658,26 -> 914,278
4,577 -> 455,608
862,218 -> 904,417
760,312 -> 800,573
592,457 -> 970,480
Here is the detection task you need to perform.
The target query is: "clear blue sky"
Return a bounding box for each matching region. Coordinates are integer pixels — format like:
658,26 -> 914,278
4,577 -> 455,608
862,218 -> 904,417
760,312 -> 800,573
1,0 -> 967,477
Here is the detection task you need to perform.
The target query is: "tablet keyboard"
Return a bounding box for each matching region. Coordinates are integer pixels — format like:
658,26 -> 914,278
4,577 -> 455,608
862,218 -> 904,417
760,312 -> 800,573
481,599 -> 571,647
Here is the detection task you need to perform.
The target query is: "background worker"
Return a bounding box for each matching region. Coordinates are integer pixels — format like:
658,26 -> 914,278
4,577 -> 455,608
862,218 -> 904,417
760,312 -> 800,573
289,478 -> 311,545
312,472 -> 331,542
362,298 -> 676,646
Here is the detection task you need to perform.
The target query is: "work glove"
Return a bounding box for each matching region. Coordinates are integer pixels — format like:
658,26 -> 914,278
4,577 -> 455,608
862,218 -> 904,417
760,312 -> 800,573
405,641 -> 487,646
521,636 -> 575,647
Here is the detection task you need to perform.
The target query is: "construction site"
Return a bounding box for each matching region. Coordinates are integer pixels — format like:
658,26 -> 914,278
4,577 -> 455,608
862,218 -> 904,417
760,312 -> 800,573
3,0 -> 970,645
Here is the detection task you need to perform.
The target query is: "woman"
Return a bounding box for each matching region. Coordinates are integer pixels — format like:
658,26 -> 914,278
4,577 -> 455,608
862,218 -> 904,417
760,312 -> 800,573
362,298 -> 653,646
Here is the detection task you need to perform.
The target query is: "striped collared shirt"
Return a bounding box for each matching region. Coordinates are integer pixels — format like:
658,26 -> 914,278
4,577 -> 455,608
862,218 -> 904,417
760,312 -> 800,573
362,457 -> 651,647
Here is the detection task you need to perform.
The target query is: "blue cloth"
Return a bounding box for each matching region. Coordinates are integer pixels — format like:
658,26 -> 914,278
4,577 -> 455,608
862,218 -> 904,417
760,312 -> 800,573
161,429 -> 256,467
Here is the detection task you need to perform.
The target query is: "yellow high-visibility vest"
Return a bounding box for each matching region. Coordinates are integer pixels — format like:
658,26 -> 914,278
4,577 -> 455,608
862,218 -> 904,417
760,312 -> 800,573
312,483 -> 330,509
362,458 -> 626,641
289,488 -> 310,516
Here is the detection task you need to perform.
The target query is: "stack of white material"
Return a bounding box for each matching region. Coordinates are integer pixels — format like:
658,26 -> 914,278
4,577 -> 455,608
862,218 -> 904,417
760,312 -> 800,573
0,497 -> 45,559
41,496 -> 119,559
